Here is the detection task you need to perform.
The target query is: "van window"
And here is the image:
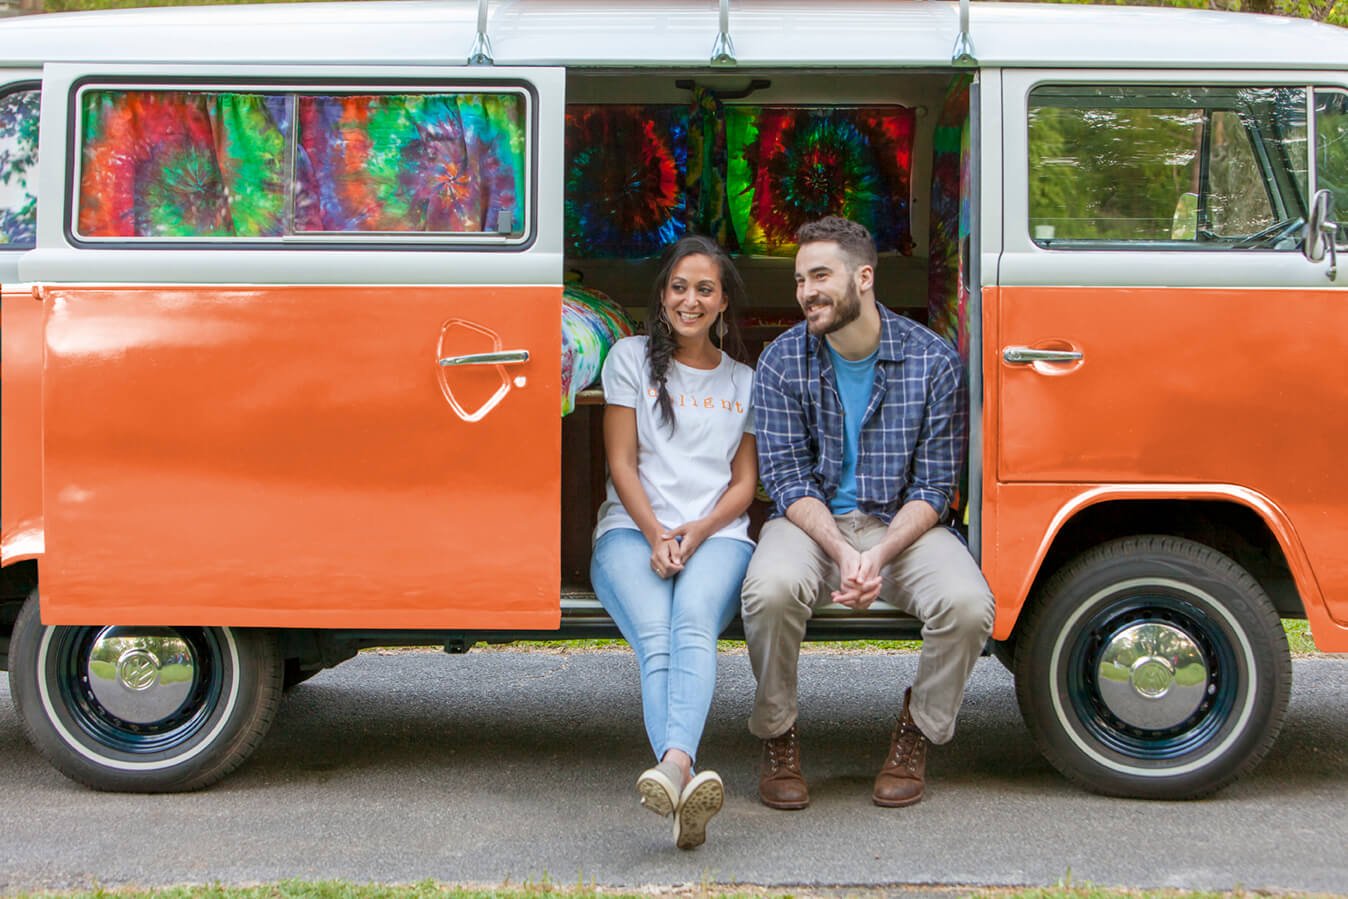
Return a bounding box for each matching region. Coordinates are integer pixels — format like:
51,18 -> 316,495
76,86 -> 528,243
1028,85 -> 1308,249
0,86 -> 39,250
1316,89 -> 1348,245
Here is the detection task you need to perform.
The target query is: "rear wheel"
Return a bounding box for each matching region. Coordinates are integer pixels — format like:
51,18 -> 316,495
1014,536 -> 1291,799
8,590 -> 282,792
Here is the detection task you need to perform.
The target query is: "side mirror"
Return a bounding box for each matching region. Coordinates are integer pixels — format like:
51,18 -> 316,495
1305,189 -> 1339,281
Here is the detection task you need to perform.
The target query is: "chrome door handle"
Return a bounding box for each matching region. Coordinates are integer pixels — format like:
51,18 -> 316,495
1003,347 -> 1083,365
437,349 -> 530,367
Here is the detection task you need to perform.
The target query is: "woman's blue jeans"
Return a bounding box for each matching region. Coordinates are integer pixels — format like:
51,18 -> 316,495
590,528 -> 751,764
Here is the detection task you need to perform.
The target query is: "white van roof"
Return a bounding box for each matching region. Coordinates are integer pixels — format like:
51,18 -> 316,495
0,0 -> 1345,71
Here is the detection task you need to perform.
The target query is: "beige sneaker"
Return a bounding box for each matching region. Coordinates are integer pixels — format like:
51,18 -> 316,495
636,760 -> 681,817
674,770 -> 724,850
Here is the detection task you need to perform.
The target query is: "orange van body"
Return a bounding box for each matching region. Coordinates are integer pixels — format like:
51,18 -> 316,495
7,284 -> 561,630
8,282 -> 1348,648
981,285 -> 1348,650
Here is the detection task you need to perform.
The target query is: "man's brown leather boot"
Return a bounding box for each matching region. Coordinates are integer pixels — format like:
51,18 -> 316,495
759,723 -> 809,810
872,688 -> 928,807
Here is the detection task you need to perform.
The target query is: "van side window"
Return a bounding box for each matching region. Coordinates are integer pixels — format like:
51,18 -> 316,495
1315,89 -> 1348,246
294,93 -> 524,235
1028,85 -> 1307,250
76,86 -> 528,244
0,86 -> 39,250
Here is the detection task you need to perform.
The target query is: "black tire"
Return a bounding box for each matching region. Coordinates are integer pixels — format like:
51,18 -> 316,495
989,637 -> 1016,673
1014,536 -> 1291,799
7,590 -> 283,792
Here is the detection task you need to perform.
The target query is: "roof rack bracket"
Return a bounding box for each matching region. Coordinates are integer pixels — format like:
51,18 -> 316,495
468,0 -> 494,66
951,0 -> 977,67
711,0 -> 737,66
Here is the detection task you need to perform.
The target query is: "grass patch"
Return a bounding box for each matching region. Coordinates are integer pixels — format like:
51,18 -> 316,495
1283,618 -> 1318,655
366,622 -> 1324,658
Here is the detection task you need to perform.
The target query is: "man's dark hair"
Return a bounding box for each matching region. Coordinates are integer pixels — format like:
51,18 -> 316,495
796,216 -> 878,272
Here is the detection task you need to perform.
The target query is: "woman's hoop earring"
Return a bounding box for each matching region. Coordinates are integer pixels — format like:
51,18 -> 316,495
716,314 -> 727,342
655,308 -> 673,337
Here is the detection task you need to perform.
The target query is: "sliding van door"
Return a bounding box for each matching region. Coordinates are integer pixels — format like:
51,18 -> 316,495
25,64 -> 565,630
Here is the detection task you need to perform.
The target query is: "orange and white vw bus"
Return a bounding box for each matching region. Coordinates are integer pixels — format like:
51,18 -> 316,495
1,0 -> 1345,799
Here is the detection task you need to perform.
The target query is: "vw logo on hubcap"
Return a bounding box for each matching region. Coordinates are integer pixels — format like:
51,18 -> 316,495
116,649 -> 162,692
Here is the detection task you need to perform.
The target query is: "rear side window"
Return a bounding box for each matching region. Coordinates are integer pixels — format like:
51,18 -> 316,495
0,86 -> 40,250
1028,85 -> 1307,250
75,85 -> 529,245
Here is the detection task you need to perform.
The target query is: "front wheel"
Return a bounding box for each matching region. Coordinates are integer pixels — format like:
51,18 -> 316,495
8,590 -> 283,792
1014,536 -> 1291,799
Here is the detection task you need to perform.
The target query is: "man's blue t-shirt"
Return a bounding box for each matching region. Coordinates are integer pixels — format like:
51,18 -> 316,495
826,343 -> 878,514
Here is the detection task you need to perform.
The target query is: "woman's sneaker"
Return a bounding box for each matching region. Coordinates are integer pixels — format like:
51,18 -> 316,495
636,760 -> 681,817
674,770 -> 724,850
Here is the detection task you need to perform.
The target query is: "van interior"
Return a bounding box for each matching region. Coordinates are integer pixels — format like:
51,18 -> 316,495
557,69 -> 974,592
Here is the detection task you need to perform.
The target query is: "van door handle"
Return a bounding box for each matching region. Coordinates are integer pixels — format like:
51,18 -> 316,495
437,350 -> 530,367
1003,347 -> 1084,364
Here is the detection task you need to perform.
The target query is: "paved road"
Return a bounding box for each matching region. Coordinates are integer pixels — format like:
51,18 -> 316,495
2,651 -> 1345,894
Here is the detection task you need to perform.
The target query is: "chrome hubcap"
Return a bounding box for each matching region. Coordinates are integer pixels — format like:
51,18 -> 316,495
86,628 -> 196,725
1097,622 -> 1209,730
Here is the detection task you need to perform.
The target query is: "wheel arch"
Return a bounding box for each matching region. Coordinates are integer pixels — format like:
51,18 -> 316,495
0,559 -> 39,670
1002,486 -> 1325,642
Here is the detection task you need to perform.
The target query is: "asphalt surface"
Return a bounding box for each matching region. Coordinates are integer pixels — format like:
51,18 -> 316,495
1,650 -> 1345,894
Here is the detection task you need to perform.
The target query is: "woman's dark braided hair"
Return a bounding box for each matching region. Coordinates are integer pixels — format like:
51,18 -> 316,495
647,234 -> 748,433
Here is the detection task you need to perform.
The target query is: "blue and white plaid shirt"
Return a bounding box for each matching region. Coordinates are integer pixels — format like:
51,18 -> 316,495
753,304 -> 967,524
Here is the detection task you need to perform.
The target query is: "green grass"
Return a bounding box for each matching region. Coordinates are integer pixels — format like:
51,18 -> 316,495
1283,618 -> 1318,654
476,620 -> 1319,657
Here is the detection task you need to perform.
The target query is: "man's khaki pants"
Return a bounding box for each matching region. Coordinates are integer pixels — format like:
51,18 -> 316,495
741,512 -> 995,745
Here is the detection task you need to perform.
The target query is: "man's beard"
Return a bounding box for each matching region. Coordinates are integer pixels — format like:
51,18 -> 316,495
805,280 -> 863,336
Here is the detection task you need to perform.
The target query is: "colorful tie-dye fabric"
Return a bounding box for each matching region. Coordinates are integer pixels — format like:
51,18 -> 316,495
79,90 -> 289,238
686,88 -> 738,252
561,284 -> 635,416
295,93 -> 525,234
77,89 -> 525,239
927,76 -> 972,360
0,88 -> 40,248
726,107 -> 916,257
565,105 -> 689,257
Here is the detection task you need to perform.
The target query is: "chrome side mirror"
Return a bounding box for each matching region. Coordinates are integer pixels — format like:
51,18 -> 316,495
1305,189 -> 1339,281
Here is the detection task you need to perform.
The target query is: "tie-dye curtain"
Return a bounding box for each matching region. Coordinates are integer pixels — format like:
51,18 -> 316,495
927,76 -> 973,360
564,105 -> 689,257
686,88 -> 738,252
78,89 -> 525,239
295,93 -> 525,234
565,102 -> 914,259
726,107 -> 916,257
0,88 -> 40,248
79,90 -> 289,238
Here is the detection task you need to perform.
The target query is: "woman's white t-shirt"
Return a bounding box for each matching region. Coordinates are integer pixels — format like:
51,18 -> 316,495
594,336 -> 756,545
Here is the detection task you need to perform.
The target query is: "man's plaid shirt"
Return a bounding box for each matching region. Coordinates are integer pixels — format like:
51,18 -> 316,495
752,304 -> 967,524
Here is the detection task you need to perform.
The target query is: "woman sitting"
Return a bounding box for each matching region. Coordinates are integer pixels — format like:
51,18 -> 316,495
589,234 -> 757,850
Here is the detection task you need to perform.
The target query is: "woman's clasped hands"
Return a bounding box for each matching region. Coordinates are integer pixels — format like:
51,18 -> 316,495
649,519 -> 713,579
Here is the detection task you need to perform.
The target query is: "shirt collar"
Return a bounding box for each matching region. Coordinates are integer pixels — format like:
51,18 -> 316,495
806,304 -> 909,365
